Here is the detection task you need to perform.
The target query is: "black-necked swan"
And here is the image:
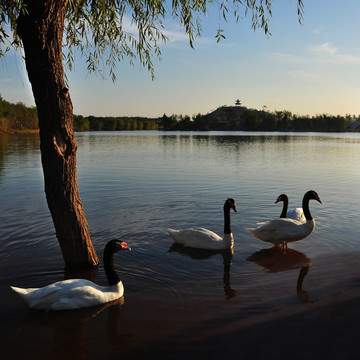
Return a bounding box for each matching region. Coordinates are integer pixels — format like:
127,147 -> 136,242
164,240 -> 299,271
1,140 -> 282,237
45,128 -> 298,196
275,193 -> 306,223
10,240 -> 130,311
168,198 -> 238,250
245,190 -> 322,249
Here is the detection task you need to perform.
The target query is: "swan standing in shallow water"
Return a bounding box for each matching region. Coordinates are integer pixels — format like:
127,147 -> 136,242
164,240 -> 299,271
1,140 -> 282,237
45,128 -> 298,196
168,198 -> 238,250
276,193 -> 306,223
245,190 -> 322,249
11,240 -> 130,311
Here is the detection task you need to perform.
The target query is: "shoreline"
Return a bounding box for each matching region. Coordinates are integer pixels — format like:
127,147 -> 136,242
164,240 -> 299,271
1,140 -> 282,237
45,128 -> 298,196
1,129 -> 360,134
0,129 -> 39,135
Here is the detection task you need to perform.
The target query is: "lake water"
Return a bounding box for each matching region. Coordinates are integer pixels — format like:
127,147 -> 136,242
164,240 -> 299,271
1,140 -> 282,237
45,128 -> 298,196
1,131 -> 360,359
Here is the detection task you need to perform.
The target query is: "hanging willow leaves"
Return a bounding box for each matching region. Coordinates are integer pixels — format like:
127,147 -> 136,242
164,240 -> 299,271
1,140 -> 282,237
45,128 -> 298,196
1,0 -> 304,80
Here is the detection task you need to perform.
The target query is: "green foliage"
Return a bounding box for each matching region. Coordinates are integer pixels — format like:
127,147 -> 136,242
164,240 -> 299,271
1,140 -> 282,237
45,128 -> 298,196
73,114 -> 159,132
160,106 -> 353,133
72,114 -> 89,131
1,1 -> 304,80
0,94 -> 356,133
0,0 -> 26,57
0,93 -> 38,132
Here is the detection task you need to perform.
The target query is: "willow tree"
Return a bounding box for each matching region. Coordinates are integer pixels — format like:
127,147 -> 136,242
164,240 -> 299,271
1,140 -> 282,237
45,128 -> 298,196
0,0 -> 304,267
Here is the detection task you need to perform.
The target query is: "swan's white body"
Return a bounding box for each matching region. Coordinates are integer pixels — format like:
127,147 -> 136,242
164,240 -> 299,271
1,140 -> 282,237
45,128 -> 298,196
11,280 -> 123,311
287,208 -> 306,223
168,198 -> 237,250
276,193 -> 306,223
246,218 -> 315,246
11,240 -> 129,311
247,190 -> 322,248
168,228 -> 234,250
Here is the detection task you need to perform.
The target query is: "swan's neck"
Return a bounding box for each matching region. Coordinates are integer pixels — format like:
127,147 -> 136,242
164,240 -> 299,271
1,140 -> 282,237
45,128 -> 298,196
280,199 -> 288,218
224,206 -> 232,234
302,195 -> 313,221
103,249 -> 120,286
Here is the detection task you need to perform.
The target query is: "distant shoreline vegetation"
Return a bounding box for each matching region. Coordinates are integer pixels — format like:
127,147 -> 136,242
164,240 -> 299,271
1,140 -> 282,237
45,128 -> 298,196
0,95 -> 38,133
1,94 -> 360,133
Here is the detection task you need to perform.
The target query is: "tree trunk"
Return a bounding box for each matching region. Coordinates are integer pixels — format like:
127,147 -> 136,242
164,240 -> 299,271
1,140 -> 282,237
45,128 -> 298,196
17,0 -> 99,267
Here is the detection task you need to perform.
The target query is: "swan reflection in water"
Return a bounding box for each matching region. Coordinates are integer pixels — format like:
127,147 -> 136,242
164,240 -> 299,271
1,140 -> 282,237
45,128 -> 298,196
169,243 -> 236,299
246,245 -> 313,303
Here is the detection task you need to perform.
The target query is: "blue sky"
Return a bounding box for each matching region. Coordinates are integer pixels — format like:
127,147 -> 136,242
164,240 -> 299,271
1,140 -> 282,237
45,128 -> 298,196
1,0 -> 360,118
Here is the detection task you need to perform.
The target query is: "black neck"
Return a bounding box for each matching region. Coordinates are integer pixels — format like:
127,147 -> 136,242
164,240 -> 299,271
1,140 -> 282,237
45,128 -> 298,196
302,194 -> 313,221
224,205 -> 232,234
103,248 -> 120,286
280,198 -> 288,218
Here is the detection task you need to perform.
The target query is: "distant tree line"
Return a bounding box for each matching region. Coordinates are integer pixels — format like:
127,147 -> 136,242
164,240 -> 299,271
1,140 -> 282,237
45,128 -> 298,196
1,94 -> 359,133
73,115 -> 159,131
160,108 -> 355,132
0,94 -> 38,132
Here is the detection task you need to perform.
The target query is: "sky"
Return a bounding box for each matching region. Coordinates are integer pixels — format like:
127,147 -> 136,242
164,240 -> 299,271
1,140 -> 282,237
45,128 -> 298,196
1,0 -> 360,118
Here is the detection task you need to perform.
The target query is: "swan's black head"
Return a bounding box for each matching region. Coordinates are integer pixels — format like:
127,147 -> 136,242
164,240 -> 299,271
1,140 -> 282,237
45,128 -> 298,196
275,194 -> 288,204
105,240 -> 130,254
305,190 -> 322,204
103,240 -> 130,286
225,198 -> 238,212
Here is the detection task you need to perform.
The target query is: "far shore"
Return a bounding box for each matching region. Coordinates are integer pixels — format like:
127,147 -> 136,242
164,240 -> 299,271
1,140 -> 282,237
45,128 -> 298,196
0,129 -> 39,135
2,129 -> 360,135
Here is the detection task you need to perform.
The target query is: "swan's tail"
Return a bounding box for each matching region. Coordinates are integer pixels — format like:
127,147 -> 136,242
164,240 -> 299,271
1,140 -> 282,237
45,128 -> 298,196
168,228 -> 178,239
11,286 -> 28,302
245,228 -> 258,238
168,228 -> 186,245
245,228 -> 254,234
11,286 -> 37,300
11,286 -> 27,294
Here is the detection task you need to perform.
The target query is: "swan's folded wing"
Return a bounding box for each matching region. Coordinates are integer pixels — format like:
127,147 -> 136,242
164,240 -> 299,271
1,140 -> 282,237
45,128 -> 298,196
11,284 -> 60,300
24,279 -> 91,299
288,208 -> 306,223
50,285 -> 105,310
246,218 -> 302,241
12,280 -> 94,309
168,227 -> 222,248
51,282 -> 124,310
11,283 -> 70,310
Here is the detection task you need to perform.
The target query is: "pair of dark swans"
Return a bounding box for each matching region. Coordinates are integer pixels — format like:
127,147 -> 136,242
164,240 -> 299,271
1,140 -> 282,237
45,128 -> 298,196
11,191 -> 321,311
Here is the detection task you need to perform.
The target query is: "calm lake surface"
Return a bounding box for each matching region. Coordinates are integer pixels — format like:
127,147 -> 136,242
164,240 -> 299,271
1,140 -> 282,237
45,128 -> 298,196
1,131 -> 360,359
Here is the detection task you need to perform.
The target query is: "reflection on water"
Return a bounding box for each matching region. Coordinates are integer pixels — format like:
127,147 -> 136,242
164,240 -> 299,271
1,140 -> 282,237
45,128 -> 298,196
169,243 -> 236,299
5,298 -> 127,359
247,245 -> 313,303
296,265 -> 313,303
246,245 -> 311,273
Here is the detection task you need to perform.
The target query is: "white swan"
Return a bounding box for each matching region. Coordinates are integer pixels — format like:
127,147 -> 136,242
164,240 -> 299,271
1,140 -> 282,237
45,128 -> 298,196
11,240 -> 130,311
168,198 -> 238,250
245,190 -> 322,249
275,193 -> 306,223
